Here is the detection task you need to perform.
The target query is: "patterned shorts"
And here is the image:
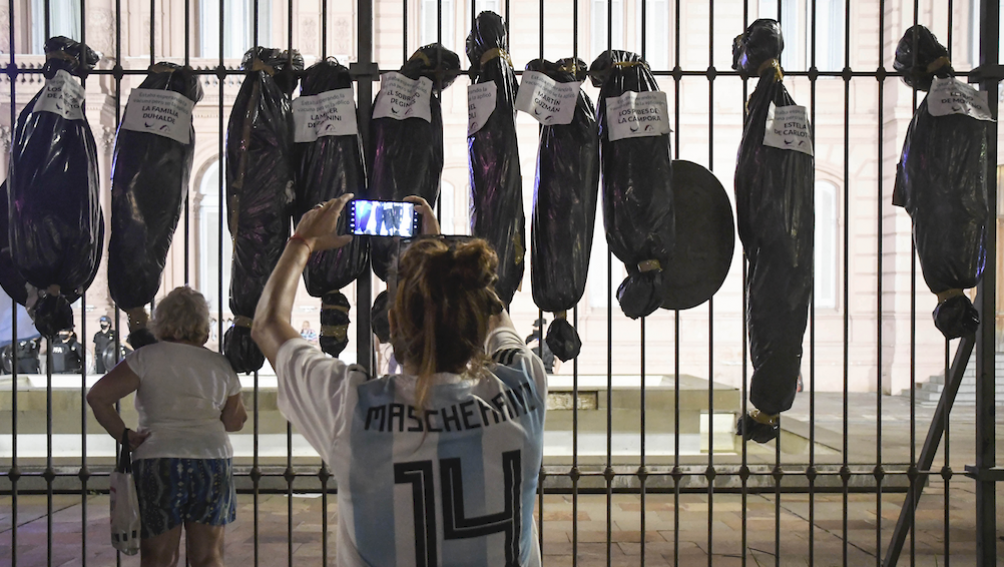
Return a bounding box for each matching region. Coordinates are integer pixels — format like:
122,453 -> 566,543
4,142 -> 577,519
133,458 -> 236,539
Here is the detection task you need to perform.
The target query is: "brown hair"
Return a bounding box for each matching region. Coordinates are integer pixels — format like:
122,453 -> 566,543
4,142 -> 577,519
151,286 -> 211,345
392,237 -> 504,408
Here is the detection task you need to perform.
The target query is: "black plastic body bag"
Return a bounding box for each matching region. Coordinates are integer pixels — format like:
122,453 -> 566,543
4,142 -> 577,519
368,44 -> 461,282
224,48 -> 303,373
589,50 -> 673,319
467,12 -> 524,306
733,20 -> 814,417
7,37 -> 103,337
893,25 -> 988,339
294,58 -> 369,356
528,58 -> 599,361
108,63 -> 203,347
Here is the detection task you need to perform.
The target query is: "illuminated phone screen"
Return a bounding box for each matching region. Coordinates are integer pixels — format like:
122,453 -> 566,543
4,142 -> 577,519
348,200 -> 419,237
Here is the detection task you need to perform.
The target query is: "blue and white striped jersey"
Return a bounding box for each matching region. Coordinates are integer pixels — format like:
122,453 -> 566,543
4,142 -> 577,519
276,326 -> 548,567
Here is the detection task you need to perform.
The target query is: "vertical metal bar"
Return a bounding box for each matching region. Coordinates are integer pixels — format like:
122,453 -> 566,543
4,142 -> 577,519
943,339 -> 950,567
7,7 -> 17,567
113,0 -> 123,564
285,3 -> 295,566
571,5 -> 580,565
870,0 -> 883,560
973,1 -> 999,564
150,0 -> 155,65
840,0 -> 851,561
355,0 -> 375,379
402,0 -> 408,64
672,3 -> 682,566
807,0 -> 817,563
604,1 -> 614,564
706,2 -> 716,565
321,0 -> 327,57
44,0 -> 51,40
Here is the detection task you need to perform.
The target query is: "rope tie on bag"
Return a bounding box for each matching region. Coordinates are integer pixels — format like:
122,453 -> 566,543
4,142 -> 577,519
757,58 -> 784,81
936,288 -> 965,304
233,315 -> 254,328
409,50 -> 432,67
638,260 -> 662,273
926,56 -> 951,74
480,47 -> 513,68
251,58 -> 276,76
320,325 -> 348,340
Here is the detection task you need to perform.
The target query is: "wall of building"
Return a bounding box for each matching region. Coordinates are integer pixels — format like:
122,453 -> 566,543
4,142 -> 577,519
0,0 -> 996,398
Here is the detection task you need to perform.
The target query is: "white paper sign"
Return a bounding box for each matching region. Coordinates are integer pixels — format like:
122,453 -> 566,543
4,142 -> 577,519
373,73 -> 433,122
763,103 -> 814,156
120,89 -> 195,144
292,89 -> 358,143
467,82 -> 497,136
605,91 -> 671,141
927,77 -> 995,121
515,71 -> 580,126
32,70 -> 85,120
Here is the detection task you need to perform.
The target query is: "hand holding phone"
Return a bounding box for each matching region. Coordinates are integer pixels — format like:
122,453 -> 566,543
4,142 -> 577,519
348,200 -> 422,237
291,193 -> 355,252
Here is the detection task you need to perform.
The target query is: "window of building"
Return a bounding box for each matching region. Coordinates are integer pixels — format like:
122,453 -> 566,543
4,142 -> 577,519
438,181 -> 458,233
636,0 -> 670,71
197,161 -> 233,313
420,0 -> 455,50
814,180 -> 837,309
200,0 -> 272,59
758,0 -> 844,72
30,0 -> 80,55
591,0 -> 624,61
587,213 -> 610,308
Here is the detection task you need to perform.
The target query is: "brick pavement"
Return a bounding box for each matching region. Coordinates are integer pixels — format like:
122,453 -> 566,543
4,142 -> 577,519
1,482 -> 1002,566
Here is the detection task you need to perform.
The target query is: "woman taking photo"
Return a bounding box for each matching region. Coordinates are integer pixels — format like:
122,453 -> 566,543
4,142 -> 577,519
87,287 -> 247,567
252,193 -> 548,567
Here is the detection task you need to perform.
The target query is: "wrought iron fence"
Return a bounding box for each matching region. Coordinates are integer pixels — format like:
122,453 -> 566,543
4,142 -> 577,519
0,0 -> 1000,565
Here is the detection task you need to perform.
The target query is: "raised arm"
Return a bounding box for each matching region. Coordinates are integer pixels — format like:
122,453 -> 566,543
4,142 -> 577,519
251,193 -> 354,367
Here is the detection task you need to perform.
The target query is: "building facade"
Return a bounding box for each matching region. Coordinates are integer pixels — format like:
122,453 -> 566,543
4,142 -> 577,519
0,0 -> 998,397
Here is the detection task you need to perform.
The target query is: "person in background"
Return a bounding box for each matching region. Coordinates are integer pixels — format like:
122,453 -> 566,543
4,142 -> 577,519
525,318 -> 558,374
50,327 -> 83,374
87,286 -> 247,567
251,194 -> 548,566
93,315 -> 116,374
14,337 -> 40,373
300,320 -> 318,344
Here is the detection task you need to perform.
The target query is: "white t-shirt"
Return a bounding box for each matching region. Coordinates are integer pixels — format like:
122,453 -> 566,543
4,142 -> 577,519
276,326 -> 548,567
126,341 -> 242,460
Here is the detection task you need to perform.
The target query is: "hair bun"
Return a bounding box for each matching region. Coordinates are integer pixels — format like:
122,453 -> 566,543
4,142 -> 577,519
449,240 -> 498,290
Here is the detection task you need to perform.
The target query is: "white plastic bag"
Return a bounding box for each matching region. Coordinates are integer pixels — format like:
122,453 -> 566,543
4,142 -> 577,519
110,430 -> 141,555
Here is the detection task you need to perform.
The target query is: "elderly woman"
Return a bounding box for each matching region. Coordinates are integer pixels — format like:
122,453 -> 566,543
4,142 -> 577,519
87,286 -> 246,567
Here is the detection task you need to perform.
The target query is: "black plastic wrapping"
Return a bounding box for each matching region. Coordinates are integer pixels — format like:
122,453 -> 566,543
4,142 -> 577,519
319,291 -> 350,357
467,12 -> 524,306
368,44 -> 461,281
293,59 -> 368,355
733,20 -> 814,416
589,50 -> 673,319
108,63 -> 203,311
224,47 -> 303,373
893,25 -> 988,339
527,58 -> 598,361
0,182 -> 34,307
8,37 -> 103,336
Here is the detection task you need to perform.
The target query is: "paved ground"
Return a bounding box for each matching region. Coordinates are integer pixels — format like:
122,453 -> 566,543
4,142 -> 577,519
1,392 -> 1003,566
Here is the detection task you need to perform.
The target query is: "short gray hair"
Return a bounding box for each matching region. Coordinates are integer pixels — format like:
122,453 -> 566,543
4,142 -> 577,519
151,286 -> 211,344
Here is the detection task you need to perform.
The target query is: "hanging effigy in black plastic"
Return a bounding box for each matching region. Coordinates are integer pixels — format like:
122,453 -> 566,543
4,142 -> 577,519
589,49 -> 674,319
224,47 -> 303,373
109,63 -> 203,348
893,25 -> 989,340
7,37 -> 103,337
368,43 -> 461,282
467,11 -> 524,307
293,58 -> 369,357
732,20 -> 814,443
523,57 -> 599,362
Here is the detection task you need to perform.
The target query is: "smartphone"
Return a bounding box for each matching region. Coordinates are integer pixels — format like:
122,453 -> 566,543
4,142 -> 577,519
348,200 -> 421,238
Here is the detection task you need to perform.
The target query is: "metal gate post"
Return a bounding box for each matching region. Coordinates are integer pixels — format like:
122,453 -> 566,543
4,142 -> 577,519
353,0 -> 376,375
969,1 -> 1001,566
